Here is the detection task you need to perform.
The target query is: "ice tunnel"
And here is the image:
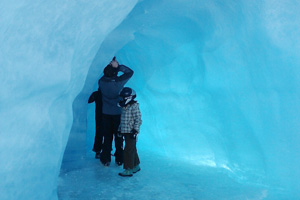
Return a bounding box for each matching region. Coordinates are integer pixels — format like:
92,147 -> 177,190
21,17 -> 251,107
1,0 -> 300,199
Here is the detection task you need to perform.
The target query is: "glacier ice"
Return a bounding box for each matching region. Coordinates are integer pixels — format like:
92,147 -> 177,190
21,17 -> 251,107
0,0 -> 137,199
1,0 -> 300,199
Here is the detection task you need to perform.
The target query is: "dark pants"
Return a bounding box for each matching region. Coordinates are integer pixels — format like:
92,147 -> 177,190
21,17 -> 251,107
92,119 -> 103,153
124,134 -> 140,169
100,114 -> 123,164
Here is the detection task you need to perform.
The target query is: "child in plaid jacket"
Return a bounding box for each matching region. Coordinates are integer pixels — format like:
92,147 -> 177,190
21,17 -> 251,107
118,87 -> 142,177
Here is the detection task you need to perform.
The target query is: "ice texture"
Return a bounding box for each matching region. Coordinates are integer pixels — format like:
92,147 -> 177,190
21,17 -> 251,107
0,1 -> 137,199
1,0 -> 300,199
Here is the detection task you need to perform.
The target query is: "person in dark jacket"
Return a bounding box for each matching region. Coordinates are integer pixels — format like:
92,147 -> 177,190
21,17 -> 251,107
88,89 -> 103,159
98,57 -> 134,166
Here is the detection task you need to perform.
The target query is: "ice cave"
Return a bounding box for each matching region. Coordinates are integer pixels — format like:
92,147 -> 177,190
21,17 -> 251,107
1,0 -> 300,199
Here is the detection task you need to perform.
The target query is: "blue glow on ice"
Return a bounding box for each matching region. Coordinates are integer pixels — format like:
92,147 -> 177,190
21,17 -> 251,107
1,0 -> 300,199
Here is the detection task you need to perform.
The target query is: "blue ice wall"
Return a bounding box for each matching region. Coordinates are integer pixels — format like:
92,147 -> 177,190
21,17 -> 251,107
79,0 -> 300,198
1,0 -> 300,199
0,1 -> 137,199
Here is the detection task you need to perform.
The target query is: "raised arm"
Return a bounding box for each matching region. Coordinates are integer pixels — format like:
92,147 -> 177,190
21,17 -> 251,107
115,65 -> 134,82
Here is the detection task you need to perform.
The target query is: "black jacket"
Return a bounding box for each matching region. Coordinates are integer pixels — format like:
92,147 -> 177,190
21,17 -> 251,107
88,90 -> 102,122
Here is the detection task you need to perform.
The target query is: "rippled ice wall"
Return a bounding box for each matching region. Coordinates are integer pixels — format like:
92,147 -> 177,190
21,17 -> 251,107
0,1 -> 137,199
1,0 -> 299,199
79,0 -> 300,197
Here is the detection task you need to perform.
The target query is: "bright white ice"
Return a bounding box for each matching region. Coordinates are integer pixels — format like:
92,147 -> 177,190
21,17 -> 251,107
1,0 -> 300,200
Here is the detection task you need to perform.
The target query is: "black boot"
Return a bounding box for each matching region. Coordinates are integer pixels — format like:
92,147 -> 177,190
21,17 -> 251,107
95,152 -> 100,159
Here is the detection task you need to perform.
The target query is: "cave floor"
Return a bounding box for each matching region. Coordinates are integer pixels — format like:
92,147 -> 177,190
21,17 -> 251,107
57,150 -> 280,200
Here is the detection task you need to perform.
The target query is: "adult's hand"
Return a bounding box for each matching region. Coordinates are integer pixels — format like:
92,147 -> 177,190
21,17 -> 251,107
110,60 -> 119,68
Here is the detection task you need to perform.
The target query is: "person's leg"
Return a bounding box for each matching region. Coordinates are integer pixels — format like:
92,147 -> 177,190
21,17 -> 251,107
119,134 -> 134,176
123,134 -> 136,170
132,144 -> 141,173
133,148 -> 140,167
100,115 -> 113,165
112,115 -> 123,165
92,119 -> 103,155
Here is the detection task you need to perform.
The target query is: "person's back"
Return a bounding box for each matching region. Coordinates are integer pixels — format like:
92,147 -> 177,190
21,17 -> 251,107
99,64 -> 133,115
98,58 -> 134,166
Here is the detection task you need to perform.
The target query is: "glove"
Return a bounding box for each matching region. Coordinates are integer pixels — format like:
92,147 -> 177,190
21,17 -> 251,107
110,60 -> 119,68
130,129 -> 138,139
117,131 -> 123,137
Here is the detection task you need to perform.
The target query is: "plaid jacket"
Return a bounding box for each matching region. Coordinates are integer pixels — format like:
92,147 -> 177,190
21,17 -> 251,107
118,102 -> 142,134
